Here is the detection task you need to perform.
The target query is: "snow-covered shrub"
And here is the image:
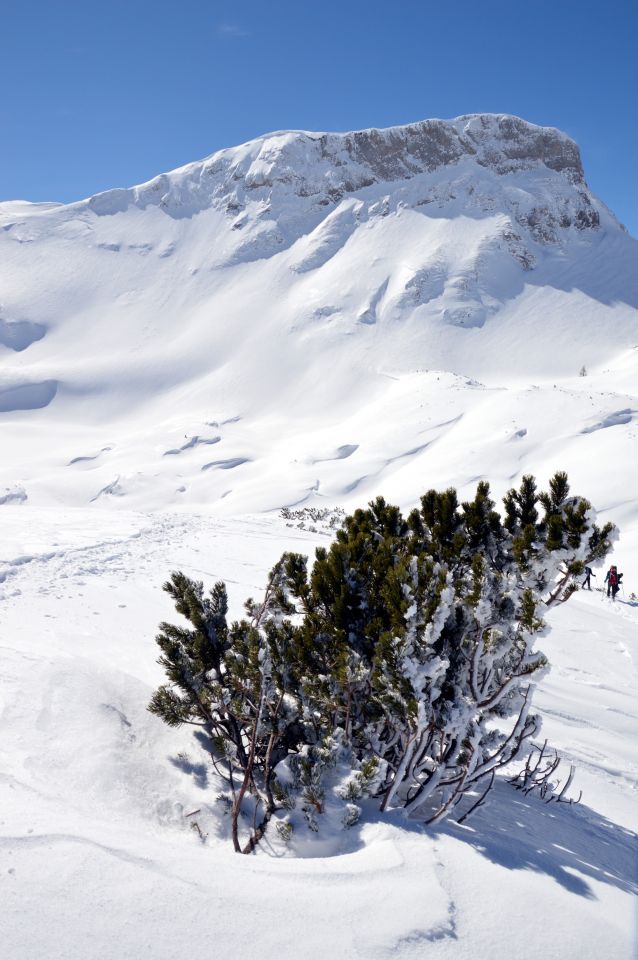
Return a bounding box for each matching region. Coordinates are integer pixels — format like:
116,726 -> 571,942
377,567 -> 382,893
277,474 -> 613,824
148,562 -> 305,853
280,505 -> 346,534
149,473 -> 614,850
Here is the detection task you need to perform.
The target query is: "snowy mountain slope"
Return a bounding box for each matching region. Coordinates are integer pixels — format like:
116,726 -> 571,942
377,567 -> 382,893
0,114 -> 637,523
1,510 -> 636,960
1,113 -> 638,959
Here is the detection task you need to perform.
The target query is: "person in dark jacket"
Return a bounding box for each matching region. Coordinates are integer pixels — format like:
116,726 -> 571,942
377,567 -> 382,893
582,566 -> 596,590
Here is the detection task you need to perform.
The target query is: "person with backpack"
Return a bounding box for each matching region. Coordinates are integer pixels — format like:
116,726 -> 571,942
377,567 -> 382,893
605,565 -> 623,599
582,566 -> 596,590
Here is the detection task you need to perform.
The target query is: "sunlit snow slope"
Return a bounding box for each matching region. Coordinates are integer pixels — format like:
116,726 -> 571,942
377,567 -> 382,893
1,113 -> 637,532
1,114 -> 638,960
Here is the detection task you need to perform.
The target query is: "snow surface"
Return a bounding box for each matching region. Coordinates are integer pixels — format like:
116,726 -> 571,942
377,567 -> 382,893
1,511 -> 636,959
1,114 -> 637,958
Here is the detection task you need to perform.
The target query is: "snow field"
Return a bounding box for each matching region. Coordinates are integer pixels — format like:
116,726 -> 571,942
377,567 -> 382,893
1,510 -> 636,960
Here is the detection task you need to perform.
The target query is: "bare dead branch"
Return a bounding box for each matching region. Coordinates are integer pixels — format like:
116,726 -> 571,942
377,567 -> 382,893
456,770 -> 495,825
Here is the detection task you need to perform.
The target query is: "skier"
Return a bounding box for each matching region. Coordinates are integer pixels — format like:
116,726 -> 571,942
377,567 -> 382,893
582,566 -> 596,590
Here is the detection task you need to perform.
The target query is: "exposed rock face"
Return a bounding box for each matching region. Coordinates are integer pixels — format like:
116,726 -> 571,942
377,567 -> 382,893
81,114 -> 588,226
202,113 -> 585,200
457,114 -> 583,176
328,114 -> 584,183
67,114 -> 604,285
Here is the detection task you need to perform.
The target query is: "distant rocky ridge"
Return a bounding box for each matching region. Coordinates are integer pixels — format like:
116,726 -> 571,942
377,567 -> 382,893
0,115 -> 606,256
64,114 -> 603,267
87,114 -> 585,206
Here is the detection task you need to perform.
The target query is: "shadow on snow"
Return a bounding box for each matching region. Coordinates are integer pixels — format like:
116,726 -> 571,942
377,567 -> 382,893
430,780 -> 637,900
172,732 -> 637,895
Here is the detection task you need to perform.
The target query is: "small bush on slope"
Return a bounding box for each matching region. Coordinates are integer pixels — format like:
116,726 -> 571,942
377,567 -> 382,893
148,473 -> 614,853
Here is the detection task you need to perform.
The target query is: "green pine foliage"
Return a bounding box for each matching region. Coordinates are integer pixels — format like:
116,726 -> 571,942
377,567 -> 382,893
148,472 -> 615,850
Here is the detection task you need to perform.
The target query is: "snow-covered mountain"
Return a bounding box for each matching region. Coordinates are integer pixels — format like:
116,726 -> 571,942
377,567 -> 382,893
1,115 -> 637,960
1,113 -> 637,523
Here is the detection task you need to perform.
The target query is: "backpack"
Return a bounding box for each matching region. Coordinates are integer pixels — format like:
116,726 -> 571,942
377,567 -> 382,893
610,569 -> 618,587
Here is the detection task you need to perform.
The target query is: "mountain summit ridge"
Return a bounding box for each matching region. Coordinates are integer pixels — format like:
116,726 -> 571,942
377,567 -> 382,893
45,112 -> 603,281
71,113 -> 589,223
85,113 -> 585,204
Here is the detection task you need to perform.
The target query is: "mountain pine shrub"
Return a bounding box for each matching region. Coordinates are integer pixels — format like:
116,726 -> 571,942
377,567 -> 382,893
149,473 -> 614,851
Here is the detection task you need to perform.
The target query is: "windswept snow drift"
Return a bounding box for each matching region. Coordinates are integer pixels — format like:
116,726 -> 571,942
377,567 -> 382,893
1,114 -> 637,959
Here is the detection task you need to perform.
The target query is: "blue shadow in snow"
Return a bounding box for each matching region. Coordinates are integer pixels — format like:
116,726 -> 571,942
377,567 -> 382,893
169,754 -> 209,790
430,780 -> 638,899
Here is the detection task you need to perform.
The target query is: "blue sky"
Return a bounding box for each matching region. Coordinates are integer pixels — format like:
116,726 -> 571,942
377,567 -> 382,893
2,0 -> 636,234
